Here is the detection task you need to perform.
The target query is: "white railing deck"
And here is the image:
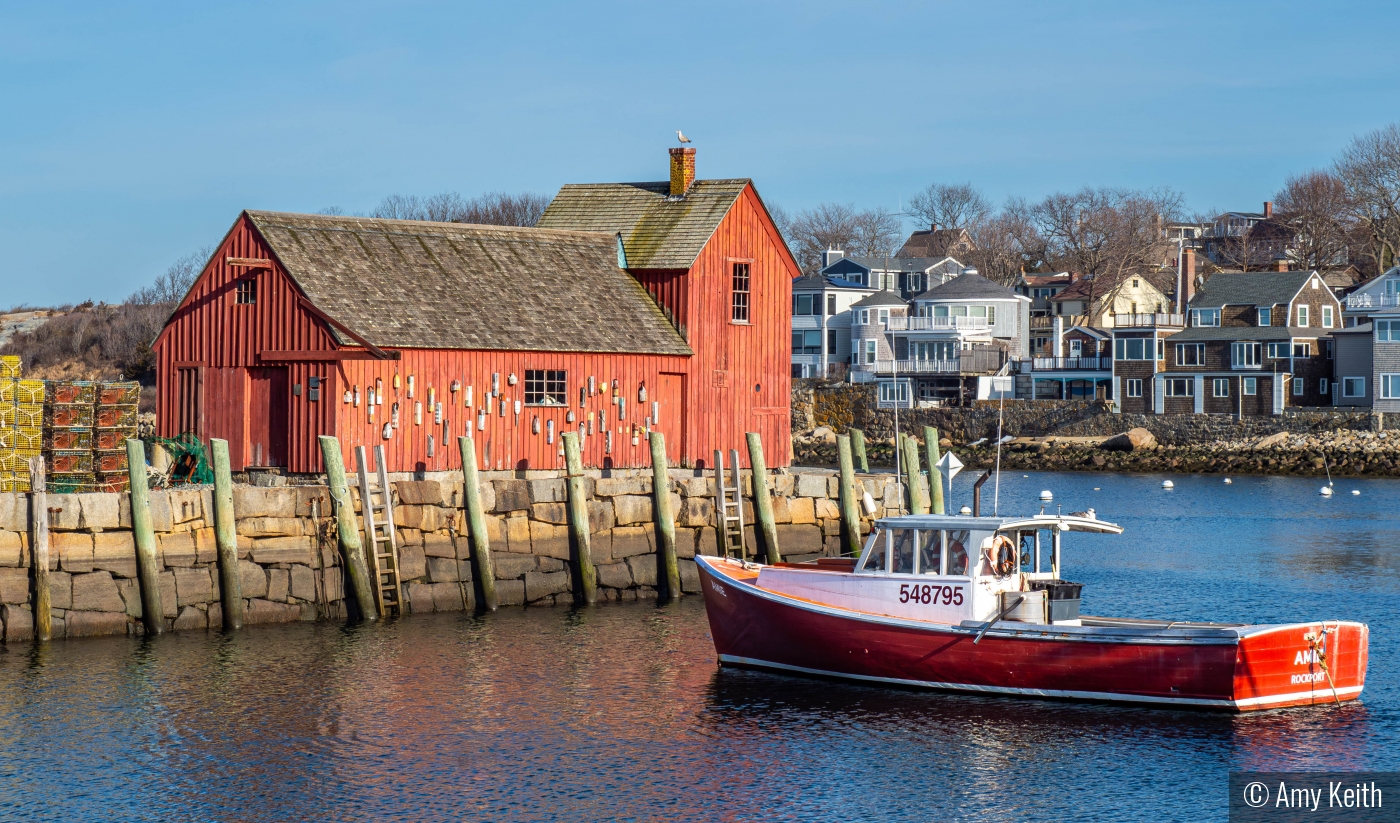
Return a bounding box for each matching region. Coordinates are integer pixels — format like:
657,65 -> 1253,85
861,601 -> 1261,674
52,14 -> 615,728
1022,357 -> 1113,372
884,316 -> 990,331
1113,312 -> 1185,328
1346,293 -> 1400,310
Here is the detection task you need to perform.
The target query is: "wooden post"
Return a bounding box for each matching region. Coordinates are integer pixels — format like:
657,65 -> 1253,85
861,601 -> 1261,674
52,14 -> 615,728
924,426 -> 944,515
28,457 -> 51,643
851,428 -> 869,473
208,438 -> 243,630
125,438 -> 164,635
561,432 -> 596,605
649,433 -> 681,601
458,436 -> 497,612
745,432 -> 782,564
836,435 -> 863,557
901,434 -> 929,515
318,436 -> 376,623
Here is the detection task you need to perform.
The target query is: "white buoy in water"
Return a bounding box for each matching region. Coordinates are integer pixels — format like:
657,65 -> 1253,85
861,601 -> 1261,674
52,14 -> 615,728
1352,489 -> 1361,496
959,505 -> 973,515
1023,475 -> 1029,478
1039,490 -> 1053,501
1162,480 -> 1174,489
1223,478 -> 1232,484
1320,486 -> 1333,497
1093,487 -> 1101,491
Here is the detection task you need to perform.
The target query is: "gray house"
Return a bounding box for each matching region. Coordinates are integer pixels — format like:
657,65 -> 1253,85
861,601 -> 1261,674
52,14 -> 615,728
790,273 -> 873,379
909,271 -> 1032,357
820,252 -> 965,300
1341,265 -> 1400,327
1332,308 -> 1400,412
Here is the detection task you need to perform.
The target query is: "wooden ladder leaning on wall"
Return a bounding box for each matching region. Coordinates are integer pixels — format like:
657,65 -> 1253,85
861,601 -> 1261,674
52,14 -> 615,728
354,445 -> 403,618
713,448 -> 747,561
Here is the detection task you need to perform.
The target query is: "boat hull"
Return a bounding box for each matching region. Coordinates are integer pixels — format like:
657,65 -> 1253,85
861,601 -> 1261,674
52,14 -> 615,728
696,556 -> 1366,711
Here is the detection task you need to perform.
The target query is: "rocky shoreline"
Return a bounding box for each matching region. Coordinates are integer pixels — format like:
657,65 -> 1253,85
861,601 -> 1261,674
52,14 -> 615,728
793,428 -> 1400,478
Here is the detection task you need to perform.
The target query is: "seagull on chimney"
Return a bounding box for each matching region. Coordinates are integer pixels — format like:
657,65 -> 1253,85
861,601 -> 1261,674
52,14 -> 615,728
676,130 -> 692,144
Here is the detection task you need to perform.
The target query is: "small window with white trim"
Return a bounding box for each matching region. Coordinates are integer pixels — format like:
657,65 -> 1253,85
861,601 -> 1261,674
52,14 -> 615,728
1164,378 -> 1194,397
1243,377 -> 1257,395
1296,305 -> 1309,327
1343,377 -> 1366,398
1322,305 -> 1334,328
1319,378 -> 1329,395
1381,374 -> 1400,400
1125,379 -> 1143,398
1293,378 -> 1304,396
1213,378 -> 1229,397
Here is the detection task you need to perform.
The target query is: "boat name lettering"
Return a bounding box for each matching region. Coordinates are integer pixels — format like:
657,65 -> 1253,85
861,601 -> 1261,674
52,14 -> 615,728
1290,672 -> 1327,685
710,582 -> 726,597
898,584 -> 963,607
1294,650 -> 1321,666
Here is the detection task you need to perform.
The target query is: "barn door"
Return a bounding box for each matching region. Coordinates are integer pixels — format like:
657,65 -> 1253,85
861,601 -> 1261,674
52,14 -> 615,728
657,373 -> 685,463
175,367 -> 203,436
246,367 -> 289,468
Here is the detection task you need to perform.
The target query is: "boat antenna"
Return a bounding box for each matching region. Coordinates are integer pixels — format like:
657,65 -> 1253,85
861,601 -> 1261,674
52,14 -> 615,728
892,354 -> 904,514
993,360 -> 1009,514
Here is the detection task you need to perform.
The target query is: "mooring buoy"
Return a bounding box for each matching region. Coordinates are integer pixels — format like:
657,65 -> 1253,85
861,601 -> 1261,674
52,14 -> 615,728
1320,486 -> 1333,497
1039,490 -> 1053,501
1162,480 -> 1174,489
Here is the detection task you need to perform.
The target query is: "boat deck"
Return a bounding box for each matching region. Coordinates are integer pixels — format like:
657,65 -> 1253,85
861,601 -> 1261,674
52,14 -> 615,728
1081,616 -> 1248,630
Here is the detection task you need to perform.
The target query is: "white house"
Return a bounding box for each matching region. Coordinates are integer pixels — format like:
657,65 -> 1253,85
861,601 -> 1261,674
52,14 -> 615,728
790,273 -> 874,378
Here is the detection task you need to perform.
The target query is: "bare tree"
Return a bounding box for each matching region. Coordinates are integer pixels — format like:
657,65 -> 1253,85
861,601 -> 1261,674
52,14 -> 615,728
782,203 -> 903,273
907,183 -> 993,232
1334,123 -> 1400,273
963,211 -> 1038,285
129,247 -> 212,306
1274,170 -> 1352,271
370,191 -> 549,227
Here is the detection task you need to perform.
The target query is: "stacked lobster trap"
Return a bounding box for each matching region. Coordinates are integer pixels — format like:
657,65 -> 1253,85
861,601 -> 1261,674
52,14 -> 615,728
0,356 -> 142,494
0,356 -> 44,492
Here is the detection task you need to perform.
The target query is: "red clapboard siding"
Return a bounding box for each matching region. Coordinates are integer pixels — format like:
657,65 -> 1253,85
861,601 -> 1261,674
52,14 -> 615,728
676,184 -> 795,469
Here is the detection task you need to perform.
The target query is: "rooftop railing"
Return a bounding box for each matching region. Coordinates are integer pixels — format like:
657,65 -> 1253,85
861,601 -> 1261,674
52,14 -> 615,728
883,316 -> 990,331
1346,293 -> 1400,310
1113,312 -> 1185,328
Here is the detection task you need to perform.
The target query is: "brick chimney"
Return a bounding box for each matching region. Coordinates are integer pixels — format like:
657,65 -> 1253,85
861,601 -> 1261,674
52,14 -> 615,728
1264,200 -> 1273,218
1183,247 -> 1196,306
1275,257 -> 1290,272
669,147 -> 696,196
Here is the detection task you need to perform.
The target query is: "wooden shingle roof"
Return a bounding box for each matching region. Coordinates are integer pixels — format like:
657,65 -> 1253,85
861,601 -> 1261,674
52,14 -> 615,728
246,211 -> 692,356
536,180 -> 750,269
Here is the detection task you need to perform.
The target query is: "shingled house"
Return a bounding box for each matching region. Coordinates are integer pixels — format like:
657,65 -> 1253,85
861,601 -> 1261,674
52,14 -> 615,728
155,149 -> 796,474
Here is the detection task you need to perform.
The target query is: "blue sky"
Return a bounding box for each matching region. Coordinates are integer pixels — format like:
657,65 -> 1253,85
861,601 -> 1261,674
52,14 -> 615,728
3,0 -> 1399,306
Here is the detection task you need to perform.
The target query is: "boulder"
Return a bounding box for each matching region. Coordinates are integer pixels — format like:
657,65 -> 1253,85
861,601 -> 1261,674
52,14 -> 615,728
1100,428 -> 1157,452
1255,432 -> 1289,449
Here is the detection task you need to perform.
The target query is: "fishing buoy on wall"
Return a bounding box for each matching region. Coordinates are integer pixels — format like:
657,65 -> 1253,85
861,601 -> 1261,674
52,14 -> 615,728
862,490 -> 877,515
381,422 -> 393,440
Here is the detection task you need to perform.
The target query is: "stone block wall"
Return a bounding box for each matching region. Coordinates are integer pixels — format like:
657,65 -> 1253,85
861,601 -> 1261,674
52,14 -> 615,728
0,467 -> 906,643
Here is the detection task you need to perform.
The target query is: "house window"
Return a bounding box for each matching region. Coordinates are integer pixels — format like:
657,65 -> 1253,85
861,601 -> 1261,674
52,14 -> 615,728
1296,305 -> 1309,327
1243,377 -> 1257,395
1343,377 -> 1366,398
1232,341 -> 1262,368
878,380 -> 911,406
1325,339 -> 1334,359
1114,338 -> 1153,360
1165,378 -> 1194,397
827,329 -> 838,354
793,294 -> 815,315
1293,342 -> 1310,358
1157,339 -> 1165,360
524,370 -> 567,405
865,340 -> 877,364
1381,374 -> 1400,399
235,278 -> 257,304
1069,339 -> 1083,357
731,262 -> 751,323
1320,378 -> 1329,395
1379,319 -> 1398,341
827,294 -> 837,316
878,308 -> 890,325
1132,278 -> 1140,288
1257,307 -> 1271,325
1192,309 -> 1220,327
1293,378 -> 1305,396
1175,343 -> 1205,366
792,330 -> 822,355
1266,342 -> 1290,359
1125,379 -> 1143,398
1213,378 -> 1229,397
1322,305 -> 1334,328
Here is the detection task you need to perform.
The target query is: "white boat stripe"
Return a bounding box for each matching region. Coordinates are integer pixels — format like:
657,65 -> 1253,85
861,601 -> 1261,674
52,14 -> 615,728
717,654 -> 1364,709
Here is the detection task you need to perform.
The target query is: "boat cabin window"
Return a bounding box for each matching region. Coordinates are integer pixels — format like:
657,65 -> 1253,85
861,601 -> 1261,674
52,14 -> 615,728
856,528 -> 984,576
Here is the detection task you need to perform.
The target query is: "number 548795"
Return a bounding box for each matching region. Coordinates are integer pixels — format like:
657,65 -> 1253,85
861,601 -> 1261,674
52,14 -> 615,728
899,583 -> 963,606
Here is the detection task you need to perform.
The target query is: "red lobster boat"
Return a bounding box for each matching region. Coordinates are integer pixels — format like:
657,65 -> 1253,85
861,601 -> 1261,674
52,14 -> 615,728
696,512 -> 1368,711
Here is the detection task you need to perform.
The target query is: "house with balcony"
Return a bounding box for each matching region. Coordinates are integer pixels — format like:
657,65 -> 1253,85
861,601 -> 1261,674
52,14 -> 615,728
1341,265 -> 1400,327
1331,306 -> 1400,412
819,251 -> 965,300
790,273 -> 874,379
1047,269 -> 1176,331
1148,271 -> 1340,416
1110,312 -> 1186,414
1016,321 -> 1113,400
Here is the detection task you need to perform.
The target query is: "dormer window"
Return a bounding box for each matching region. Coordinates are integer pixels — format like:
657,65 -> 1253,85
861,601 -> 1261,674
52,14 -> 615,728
1192,309 -> 1220,327
1257,307 -> 1271,325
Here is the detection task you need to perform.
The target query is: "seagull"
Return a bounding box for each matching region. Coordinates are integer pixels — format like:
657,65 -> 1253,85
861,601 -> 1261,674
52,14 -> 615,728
676,130 -> 692,144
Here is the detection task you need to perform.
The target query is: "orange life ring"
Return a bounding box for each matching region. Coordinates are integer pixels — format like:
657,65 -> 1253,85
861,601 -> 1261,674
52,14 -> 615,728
986,534 -> 1017,577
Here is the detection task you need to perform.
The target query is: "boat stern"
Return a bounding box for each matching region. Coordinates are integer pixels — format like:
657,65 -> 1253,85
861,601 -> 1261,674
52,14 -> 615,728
1232,622 -> 1368,710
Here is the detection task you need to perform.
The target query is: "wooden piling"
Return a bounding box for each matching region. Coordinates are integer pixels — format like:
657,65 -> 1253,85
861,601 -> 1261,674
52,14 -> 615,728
561,432 -> 596,605
851,428 -> 869,472
458,436 -> 498,612
318,436 -> 377,623
746,432 -> 782,564
125,438 -> 164,635
901,434 -> 929,515
836,435 -> 863,557
208,439 -> 244,630
924,426 -> 944,515
649,433 -> 681,601
28,457 -> 51,643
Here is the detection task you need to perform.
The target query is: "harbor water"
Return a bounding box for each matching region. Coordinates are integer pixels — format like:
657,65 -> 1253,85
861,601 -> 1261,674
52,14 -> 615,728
1,471 -> 1396,822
